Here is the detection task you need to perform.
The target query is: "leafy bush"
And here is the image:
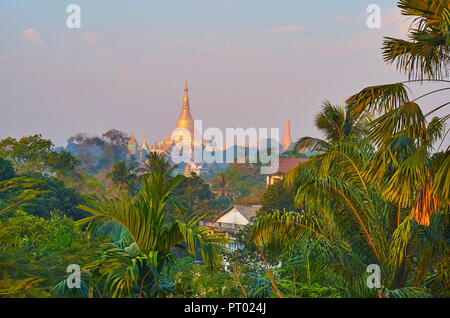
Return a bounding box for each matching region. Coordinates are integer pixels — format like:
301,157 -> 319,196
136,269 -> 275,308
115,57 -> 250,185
0,158 -> 16,182
20,174 -> 88,220
0,210 -> 79,257
0,211 -> 104,297
170,257 -> 244,298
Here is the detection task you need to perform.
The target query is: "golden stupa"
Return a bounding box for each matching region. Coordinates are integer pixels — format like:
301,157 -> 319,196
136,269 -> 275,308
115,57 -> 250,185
164,81 -> 197,146
159,82 -> 205,149
175,81 -> 195,138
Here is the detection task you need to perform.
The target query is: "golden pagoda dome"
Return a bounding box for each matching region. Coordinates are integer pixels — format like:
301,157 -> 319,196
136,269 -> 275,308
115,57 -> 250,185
174,82 -> 195,139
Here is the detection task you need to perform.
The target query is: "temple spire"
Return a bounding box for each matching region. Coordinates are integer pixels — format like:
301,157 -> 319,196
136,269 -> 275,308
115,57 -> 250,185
129,133 -> 136,144
174,82 -> 195,140
183,81 -> 190,110
128,133 -> 137,155
282,118 -> 292,152
141,137 -> 148,151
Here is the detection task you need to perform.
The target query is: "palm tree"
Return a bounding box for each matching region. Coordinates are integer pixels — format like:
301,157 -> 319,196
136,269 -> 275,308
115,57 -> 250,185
253,2 -> 450,295
106,161 -> 136,192
384,0 -> 450,81
253,137 -> 448,297
294,101 -> 370,153
138,152 -> 176,180
249,0 -> 450,298
346,0 -> 450,226
77,170 -> 228,297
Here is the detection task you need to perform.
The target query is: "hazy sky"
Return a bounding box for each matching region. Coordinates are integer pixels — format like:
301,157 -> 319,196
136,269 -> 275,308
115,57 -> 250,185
0,0 -> 448,148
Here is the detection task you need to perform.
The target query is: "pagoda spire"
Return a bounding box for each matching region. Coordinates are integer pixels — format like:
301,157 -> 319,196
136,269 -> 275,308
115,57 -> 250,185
174,82 -> 195,140
128,133 -> 137,155
282,118 -> 292,152
183,81 -> 190,110
129,133 -> 136,144
141,137 -> 148,151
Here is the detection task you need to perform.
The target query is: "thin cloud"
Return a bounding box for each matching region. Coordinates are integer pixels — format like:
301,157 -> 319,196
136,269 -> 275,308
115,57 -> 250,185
266,25 -> 307,34
81,32 -> 104,46
382,7 -> 411,39
322,7 -> 411,57
337,15 -> 351,23
222,1 -> 232,9
206,33 -> 219,43
19,28 -> 43,46
169,39 -> 214,55
89,48 -> 113,60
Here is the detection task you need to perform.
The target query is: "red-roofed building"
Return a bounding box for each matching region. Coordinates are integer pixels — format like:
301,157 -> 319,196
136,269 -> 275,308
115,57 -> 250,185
266,157 -> 308,185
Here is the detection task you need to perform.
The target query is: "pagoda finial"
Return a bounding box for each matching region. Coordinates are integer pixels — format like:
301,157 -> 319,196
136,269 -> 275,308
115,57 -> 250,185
182,81 -> 190,109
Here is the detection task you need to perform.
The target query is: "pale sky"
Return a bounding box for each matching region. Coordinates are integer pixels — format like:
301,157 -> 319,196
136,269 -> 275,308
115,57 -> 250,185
0,0 -> 448,149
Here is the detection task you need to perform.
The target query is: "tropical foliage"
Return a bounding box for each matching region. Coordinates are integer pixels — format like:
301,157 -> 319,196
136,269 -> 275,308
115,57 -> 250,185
0,0 -> 448,299
71,164 -> 228,297
252,0 -> 449,298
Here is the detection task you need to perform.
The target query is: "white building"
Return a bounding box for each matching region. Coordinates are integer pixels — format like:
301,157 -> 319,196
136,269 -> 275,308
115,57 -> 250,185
205,205 -> 261,251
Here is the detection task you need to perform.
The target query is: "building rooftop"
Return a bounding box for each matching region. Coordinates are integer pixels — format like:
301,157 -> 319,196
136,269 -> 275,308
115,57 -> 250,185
211,205 -> 262,223
267,157 -> 308,175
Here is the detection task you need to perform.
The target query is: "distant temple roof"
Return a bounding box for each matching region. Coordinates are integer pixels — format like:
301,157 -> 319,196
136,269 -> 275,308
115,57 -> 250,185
129,133 -> 137,144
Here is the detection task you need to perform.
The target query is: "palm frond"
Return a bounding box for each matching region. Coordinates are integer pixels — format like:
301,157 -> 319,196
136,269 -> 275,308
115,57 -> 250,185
383,149 -> 429,208
432,150 -> 450,205
251,210 -> 326,248
383,0 -> 450,80
368,102 -> 428,147
293,137 -> 328,153
346,83 -> 410,116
